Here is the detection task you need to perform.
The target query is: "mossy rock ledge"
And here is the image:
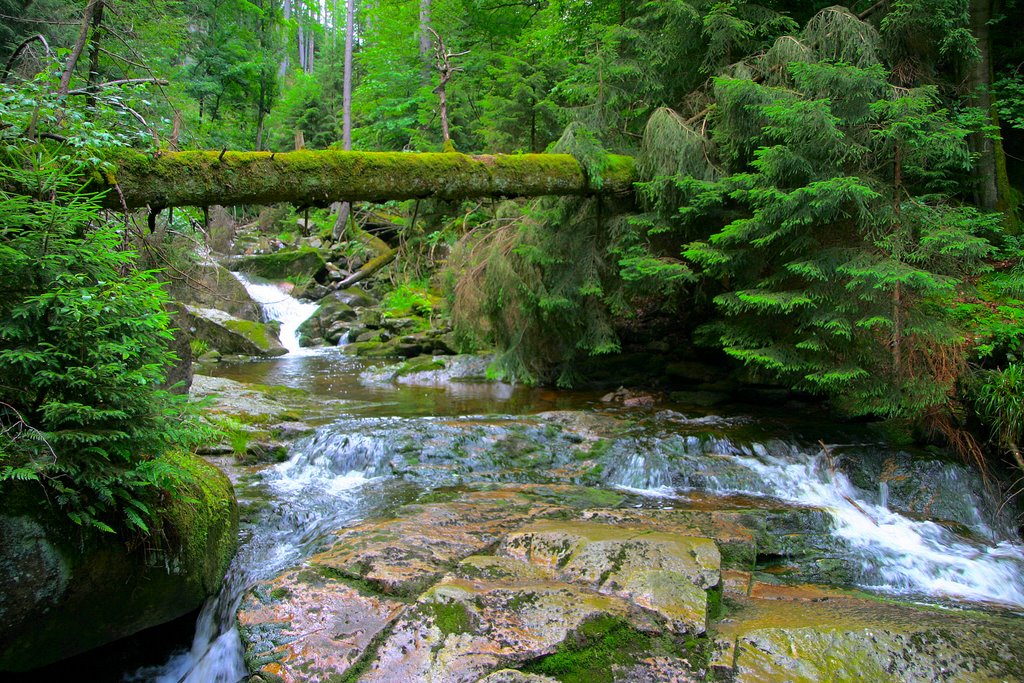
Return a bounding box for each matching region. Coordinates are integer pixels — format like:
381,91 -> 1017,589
186,305 -> 287,357
225,248 -> 326,282
0,452 -> 239,672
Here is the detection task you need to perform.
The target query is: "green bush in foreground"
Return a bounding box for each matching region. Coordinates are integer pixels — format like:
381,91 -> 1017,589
0,149 -> 208,535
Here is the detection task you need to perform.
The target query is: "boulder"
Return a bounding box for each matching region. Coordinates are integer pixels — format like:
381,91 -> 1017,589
186,305 -> 287,357
165,259 -> 261,321
296,292 -> 358,347
226,247 -> 326,281
0,453 -> 238,671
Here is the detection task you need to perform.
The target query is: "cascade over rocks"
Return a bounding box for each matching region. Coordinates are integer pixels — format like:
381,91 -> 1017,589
221,400 -> 1024,682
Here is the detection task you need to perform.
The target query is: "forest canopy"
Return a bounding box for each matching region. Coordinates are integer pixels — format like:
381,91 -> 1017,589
2,0 -> 1024,497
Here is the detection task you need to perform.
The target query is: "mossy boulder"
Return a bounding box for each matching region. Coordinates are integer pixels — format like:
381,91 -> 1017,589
0,453 -> 238,672
226,247 -> 326,281
296,292 -> 358,347
186,305 -> 287,356
333,286 -> 377,308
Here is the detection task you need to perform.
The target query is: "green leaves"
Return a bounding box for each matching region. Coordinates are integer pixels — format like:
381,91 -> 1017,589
0,134 -> 207,536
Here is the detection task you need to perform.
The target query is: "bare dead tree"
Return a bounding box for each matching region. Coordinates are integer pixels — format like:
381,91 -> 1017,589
2,34 -> 50,82
427,27 -> 468,147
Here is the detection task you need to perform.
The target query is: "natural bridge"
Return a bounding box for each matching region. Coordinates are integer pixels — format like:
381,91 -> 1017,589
68,150 -> 637,209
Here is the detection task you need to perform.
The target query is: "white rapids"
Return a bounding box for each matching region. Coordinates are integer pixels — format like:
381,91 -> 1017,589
231,271 -> 319,354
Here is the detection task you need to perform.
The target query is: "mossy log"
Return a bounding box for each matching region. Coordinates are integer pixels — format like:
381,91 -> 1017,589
75,150 -> 636,209
338,247 -> 398,289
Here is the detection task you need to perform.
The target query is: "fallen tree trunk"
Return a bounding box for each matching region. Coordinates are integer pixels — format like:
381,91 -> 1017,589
70,150 -> 636,209
336,247 -> 398,289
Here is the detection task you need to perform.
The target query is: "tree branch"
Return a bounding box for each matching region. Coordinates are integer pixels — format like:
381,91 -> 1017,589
58,0 -> 101,96
66,77 -> 169,94
2,34 -> 50,82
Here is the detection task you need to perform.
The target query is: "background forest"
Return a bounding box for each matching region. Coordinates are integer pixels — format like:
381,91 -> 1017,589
3,0 -> 1024,529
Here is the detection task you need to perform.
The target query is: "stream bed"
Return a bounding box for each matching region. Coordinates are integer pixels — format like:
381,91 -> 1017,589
134,280 -> 1024,682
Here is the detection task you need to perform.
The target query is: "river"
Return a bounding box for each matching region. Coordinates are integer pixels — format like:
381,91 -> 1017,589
132,277 -> 1024,682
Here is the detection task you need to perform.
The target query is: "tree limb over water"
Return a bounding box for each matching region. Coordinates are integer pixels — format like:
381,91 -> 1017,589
56,150 -> 637,209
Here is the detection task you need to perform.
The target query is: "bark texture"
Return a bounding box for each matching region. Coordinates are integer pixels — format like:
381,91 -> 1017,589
60,150 -> 636,209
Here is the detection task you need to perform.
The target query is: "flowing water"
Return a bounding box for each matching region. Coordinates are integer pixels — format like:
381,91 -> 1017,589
229,272 -> 320,353
129,280 -> 1024,681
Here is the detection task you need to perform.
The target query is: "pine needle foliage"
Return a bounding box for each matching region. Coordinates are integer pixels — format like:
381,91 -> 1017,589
0,68 -> 211,536
658,8 -> 1000,422
449,126 -> 686,386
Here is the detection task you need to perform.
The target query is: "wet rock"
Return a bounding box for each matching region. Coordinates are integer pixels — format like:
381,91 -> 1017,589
360,577 -> 642,683
0,455 -> 238,671
296,293 -> 358,347
837,449 -> 1013,536
226,247 -> 326,282
715,584 -> 1024,682
308,490 -> 546,597
238,571 -> 404,683
186,305 -> 287,357
501,520 -> 720,634
166,259 -> 261,321
477,670 -> 560,683
600,387 -> 660,407
334,287 -> 377,308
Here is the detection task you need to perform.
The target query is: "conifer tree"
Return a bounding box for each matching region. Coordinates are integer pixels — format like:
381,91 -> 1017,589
645,8 -> 1000,422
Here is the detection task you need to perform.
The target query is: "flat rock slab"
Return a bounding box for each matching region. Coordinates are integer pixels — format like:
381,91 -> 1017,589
713,584 -> 1024,682
501,519 -> 721,633
239,574 -> 404,683
360,576 -> 641,683
310,489 -> 551,597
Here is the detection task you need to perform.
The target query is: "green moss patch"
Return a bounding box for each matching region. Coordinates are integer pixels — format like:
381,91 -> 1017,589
230,247 -> 326,280
425,599 -> 474,636
521,615 -> 684,683
161,450 -> 239,594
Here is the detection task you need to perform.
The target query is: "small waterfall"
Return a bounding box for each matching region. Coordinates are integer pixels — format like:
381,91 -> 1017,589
718,449 -> 1024,608
231,272 -> 319,353
129,425 -> 396,682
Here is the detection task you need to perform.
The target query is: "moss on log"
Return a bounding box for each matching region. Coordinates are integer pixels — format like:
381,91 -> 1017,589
79,150 -> 636,209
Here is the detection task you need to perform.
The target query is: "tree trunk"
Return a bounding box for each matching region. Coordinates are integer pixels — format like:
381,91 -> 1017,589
342,0 -> 354,150
306,14 -> 315,73
968,0 -> 1000,211
85,0 -> 104,108
58,0 -> 101,96
438,82 -> 450,144
279,0 -> 291,77
333,0 -> 356,240
60,150 -> 637,209
337,247 -> 398,288
419,0 -> 431,65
